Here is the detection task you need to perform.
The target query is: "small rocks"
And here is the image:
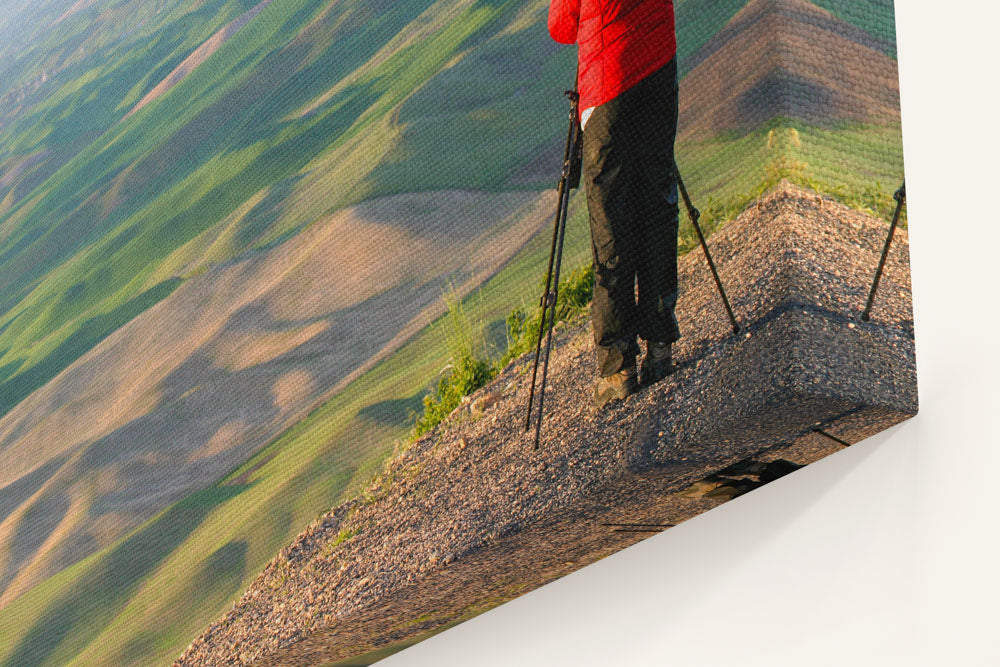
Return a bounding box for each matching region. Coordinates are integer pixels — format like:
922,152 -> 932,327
471,392 -> 502,414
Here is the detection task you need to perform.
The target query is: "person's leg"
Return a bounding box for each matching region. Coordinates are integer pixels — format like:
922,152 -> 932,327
631,59 -> 681,348
583,94 -> 641,378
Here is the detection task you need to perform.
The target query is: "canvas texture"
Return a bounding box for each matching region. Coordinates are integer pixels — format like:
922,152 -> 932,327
0,1 -> 913,665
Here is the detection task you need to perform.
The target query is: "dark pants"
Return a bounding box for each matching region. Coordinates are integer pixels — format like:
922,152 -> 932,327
583,58 -> 681,377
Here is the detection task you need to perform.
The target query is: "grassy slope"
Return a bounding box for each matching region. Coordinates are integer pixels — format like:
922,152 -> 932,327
675,118 -> 905,248
0,0 -> 284,413
0,1 -> 904,664
0,0 -> 570,420
0,2 -> 578,662
814,0 -> 897,54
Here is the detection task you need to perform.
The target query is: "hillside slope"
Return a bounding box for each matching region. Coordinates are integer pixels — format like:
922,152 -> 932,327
0,196 -> 596,667
674,0 -> 903,224
679,0 -> 900,140
0,0 -> 572,609
177,182 -> 917,665
0,0 -> 572,423
0,189 -> 553,607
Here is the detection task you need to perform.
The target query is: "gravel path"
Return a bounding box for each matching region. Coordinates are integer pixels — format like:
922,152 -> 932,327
175,181 -> 917,666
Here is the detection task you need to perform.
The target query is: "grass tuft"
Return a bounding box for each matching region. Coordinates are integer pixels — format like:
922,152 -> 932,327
410,288 -> 496,439
410,264 -> 595,441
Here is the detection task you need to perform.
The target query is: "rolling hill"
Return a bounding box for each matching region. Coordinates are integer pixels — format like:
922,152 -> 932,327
0,0 -> 572,604
0,0 -> 905,664
678,0 -> 901,139
674,0 -> 903,222
0,188 -> 553,607
0,0 -> 571,422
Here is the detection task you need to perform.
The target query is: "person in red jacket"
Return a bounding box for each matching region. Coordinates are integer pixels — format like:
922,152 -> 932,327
548,0 -> 681,408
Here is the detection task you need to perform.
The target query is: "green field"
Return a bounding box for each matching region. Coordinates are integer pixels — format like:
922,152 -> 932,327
0,0 -> 904,664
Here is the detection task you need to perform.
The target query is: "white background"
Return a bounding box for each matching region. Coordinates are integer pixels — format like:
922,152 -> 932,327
383,2 -> 1000,665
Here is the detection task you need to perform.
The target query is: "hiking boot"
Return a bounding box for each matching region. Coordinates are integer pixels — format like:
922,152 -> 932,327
594,367 -> 638,409
641,341 -> 673,386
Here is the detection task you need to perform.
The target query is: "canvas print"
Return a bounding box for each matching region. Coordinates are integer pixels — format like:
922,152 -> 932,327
0,0 -> 915,665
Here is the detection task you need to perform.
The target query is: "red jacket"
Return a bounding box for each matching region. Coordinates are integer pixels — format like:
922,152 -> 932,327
548,0 -> 676,115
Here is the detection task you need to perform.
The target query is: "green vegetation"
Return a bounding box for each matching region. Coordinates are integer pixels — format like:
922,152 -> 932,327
411,262 -> 595,439
675,118 -> 905,253
320,526 -> 360,559
0,0 -> 572,425
411,288 -> 496,439
500,264 -> 594,366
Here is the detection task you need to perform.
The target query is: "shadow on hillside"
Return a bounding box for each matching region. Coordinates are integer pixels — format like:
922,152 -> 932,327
117,539 -> 250,666
0,278 -> 182,422
234,173 -> 308,253
0,276 -> 434,588
3,484 -> 250,667
0,483 -> 73,602
2,227 -> 488,625
0,359 -> 19,387
0,456 -> 70,527
365,11 -> 566,194
357,392 -> 425,428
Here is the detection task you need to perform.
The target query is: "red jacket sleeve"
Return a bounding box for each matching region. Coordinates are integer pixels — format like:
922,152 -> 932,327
548,0 -> 580,44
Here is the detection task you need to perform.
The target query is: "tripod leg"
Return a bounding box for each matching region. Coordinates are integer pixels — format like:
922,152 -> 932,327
533,150 -> 575,449
524,183 -> 565,432
862,182 -> 906,322
525,90 -> 581,434
674,163 -> 740,334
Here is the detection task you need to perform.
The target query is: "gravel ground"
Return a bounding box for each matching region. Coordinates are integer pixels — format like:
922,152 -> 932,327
175,181 -> 917,666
